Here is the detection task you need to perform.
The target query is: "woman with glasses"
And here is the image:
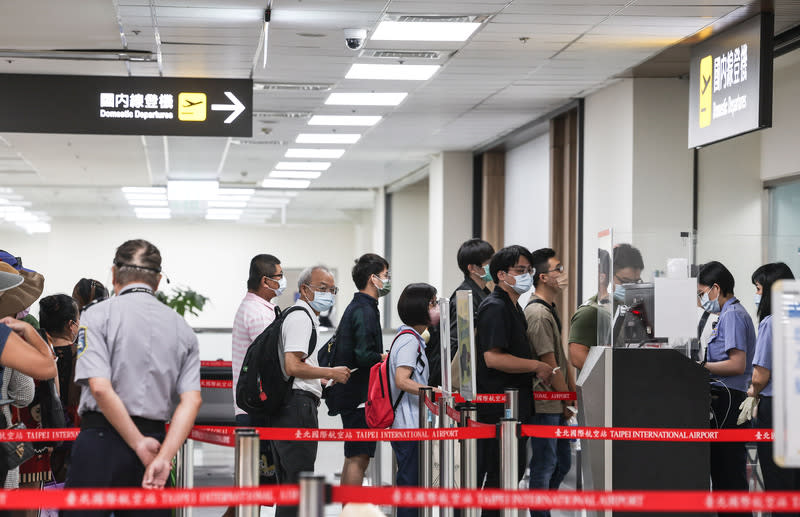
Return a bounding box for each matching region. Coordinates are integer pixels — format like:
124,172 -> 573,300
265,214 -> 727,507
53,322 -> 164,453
388,283 -> 438,517
697,261 -> 756,516
747,263 -> 799,501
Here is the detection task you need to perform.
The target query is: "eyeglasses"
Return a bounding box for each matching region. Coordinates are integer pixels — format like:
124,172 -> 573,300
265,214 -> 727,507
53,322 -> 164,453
268,272 -> 284,280
615,274 -> 642,285
508,266 -> 534,275
305,283 -> 338,295
546,264 -> 564,274
428,299 -> 438,308
697,285 -> 715,300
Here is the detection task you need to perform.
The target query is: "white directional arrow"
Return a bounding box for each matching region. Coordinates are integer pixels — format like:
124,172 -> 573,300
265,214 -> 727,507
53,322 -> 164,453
211,91 -> 245,124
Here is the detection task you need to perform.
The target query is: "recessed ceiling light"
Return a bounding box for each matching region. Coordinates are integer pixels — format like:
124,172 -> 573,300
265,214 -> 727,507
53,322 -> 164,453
269,170 -> 322,179
18,222 -> 51,234
208,201 -> 248,208
296,134 -> 362,144
217,188 -> 255,196
345,64 -> 439,81
125,193 -> 168,201
275,161 -> 331,171
285,148 -> 345,159
325,92 -> 408,106
128,199 -> 168,207
308,115 -> 382,126
261,179 -> 312,189
167,180 -> 219,201
372,21 -> 481,41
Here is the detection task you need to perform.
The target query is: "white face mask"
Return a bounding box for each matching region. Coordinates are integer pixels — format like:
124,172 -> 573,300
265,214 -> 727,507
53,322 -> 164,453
270,276 -> 287,297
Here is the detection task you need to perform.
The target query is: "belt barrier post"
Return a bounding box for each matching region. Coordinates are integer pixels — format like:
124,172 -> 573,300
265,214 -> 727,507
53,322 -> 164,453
439,394 -> 456,517
504,387 -> 518,420
499,418 -> 519,517
419,387 -> 434,517
370,440 -> 383,487
176,438 -> 194,517
234,428 -> 260,517
460,404 -> 478,517
298,473 -> 325,517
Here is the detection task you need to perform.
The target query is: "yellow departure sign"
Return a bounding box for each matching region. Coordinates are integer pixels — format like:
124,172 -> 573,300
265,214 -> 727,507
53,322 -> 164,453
178,92 -> 207,121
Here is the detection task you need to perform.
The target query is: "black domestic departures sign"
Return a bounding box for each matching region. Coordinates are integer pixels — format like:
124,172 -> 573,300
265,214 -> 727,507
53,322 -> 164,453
0,74 -> 253,137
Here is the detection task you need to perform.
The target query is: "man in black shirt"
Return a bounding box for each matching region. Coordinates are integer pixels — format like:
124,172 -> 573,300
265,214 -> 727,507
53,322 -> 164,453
475,245 -> 553,513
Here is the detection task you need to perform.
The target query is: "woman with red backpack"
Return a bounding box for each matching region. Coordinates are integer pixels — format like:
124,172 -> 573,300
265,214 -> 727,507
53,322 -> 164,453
388,283 -> 439,517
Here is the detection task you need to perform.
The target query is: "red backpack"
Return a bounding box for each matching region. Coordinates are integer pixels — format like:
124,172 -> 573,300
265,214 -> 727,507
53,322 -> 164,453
365,329 -> 422,429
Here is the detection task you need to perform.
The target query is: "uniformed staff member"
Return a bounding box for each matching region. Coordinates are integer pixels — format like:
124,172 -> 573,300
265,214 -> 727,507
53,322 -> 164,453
63,239 -> 202,515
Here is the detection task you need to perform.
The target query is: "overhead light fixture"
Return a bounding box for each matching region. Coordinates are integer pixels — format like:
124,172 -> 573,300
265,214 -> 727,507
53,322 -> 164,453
128,199 -> 168,207
122,186 -> 166,194
3,211 -> 38,222
249,197 -> 291,206
261,179 -> 311,189
275,161 -> 331,171
210,195 -> 251,202
208,201 -> 248,208
308,115 -> 382,126
285,148 -> 345,159
217,188 -> 255,196
0,49 -> 155,62
167,180 -> 219,201
345,64 -> 439,81
296,133 -> 361,144
134,208 -> 171,219
269,170 -> 322,179
124,193 -> 168,201
17,222 -> 51,234
372,20 -> 481,41
325,92 -> 408,106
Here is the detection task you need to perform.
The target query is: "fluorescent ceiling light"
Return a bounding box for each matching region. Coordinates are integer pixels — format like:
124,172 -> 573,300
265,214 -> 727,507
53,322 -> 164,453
325,92 -> 408,106
269,171 -> 322,179
167,180 -> 219,201
346,64 -> 439,81
249,197 -> 292,206
210,195 -> 251,202
208,201 -> 248,208
128,199 -> 168,207
275,161 -> 331,171
296,133 -> 361,144
122,187 -> 166,194
372,21 -> 481,41
0,206 -> 25,214
261,179 -> 311,189
308,115 -> 381,126
17,222 -> 51,234
285,148 -> 345,159
217,188 -> 255,196
125,193 -> 168,201
4,211 -> 38,222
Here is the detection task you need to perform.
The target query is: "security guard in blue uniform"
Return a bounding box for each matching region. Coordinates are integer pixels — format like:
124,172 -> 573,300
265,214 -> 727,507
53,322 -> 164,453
63,239 -> 201,517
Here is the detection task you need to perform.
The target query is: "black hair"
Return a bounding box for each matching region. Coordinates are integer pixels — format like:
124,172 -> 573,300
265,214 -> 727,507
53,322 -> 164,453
73,278 -> 109,309
114,239 -> 162,287
613,243 -> 644,273
247,254 -> 281,291
39,294 -> 78,336
398,283 -> 437,327
698,261 -> 735,297
352,253 -> 389,290
489,245 -> 533,284
456,239 -> 495,279
598,248 -> 611,287
531,248 -> 557,288
752,262 -> 795,322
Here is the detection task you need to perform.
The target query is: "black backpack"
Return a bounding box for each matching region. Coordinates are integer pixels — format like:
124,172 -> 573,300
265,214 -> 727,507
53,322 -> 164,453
236,306 -> 317,416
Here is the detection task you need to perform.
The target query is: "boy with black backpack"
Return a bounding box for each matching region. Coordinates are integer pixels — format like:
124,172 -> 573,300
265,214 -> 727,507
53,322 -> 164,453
270,266 -> 350,517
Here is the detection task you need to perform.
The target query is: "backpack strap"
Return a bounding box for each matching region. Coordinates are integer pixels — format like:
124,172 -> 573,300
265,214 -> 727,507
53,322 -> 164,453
387,329 -> 424,411
526,298 -> 562,334
281,305 -> 318,357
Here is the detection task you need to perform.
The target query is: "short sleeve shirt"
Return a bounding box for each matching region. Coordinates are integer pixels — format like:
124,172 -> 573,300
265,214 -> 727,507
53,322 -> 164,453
525,296 -> 568,414
231,292 -> 276,415
476,286 -> 534,421
706,297 -> 756,392
752,315 -> 773,397
389,326 -> 428,429
568,296 -> 599,347
278,300 -> 321,398
75,283 -> 201,421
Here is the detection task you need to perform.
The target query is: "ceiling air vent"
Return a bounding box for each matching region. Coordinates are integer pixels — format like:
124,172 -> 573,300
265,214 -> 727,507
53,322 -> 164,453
253,83 -> 333,91
252,112 -> 312,119
360,50 -> 447,60
231,140 -> 289,146
385,14 -> 489,23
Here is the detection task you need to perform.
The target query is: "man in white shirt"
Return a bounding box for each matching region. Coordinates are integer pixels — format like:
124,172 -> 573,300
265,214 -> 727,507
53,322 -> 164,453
271,265 -> 350,517
230,254 -> 284,487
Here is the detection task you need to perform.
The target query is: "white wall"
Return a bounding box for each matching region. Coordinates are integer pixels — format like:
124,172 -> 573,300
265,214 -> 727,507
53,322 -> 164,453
0,217 -> 372,328
504,132 -> 550,251
761,49 -> 800,181
582,79 -> 634,294
390,179 -> 429,328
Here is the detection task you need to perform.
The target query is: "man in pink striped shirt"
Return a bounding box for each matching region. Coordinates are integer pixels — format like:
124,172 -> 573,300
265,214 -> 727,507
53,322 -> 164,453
230,254 -> 285,486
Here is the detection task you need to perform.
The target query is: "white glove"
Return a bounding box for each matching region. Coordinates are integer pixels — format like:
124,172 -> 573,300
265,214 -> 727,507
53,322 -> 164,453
737,396 -> 759,426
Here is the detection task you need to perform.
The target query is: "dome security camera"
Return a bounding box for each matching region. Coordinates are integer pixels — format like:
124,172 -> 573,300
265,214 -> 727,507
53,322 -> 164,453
344,29 -> 367,51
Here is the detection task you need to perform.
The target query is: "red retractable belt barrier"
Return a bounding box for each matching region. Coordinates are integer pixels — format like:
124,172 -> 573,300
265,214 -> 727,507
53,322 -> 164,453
200,361 -> 232,368
520,425 -> 776,442
200,379 -> 233,389
437,392 -> 577,403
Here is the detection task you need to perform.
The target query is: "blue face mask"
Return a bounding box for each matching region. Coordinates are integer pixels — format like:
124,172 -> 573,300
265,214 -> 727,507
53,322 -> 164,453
613,284 -> 626,303
507,272 -> 532,294
753,293 -> 762,308
699,290 -> 721,314
480,264 -> 492,283
308,290 -> 335,313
